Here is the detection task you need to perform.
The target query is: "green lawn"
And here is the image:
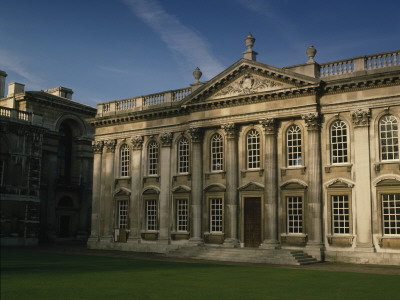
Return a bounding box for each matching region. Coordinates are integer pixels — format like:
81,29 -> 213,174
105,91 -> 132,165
1,248 -> 398,300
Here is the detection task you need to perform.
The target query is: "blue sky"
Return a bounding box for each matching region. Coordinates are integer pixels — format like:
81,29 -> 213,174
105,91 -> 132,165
1,0 -> 399,107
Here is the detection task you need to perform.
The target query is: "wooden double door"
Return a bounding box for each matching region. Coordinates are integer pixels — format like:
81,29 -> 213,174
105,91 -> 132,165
244,197 -> 262,248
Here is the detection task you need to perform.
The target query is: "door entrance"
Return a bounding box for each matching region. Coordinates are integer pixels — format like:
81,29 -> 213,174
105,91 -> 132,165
59,215 -> 70,237
244,197 -> 262,247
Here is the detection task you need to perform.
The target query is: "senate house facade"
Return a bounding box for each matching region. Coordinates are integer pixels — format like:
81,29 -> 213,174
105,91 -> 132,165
87,34 -> 400,265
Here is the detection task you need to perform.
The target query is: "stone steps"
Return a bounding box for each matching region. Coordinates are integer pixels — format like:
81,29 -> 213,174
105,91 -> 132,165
166,246 -> 319,265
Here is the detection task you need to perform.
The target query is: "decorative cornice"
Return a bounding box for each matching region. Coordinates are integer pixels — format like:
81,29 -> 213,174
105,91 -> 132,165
92,140 -> 104,153
259,118 -> 277,135
130,135 -> 144,150
301,112 -> 321,130
159,132 -> 173,147
351,108 -> 370,127
104,139 -> 116,152
221,123 -> 237,139
186,127 -> 203,143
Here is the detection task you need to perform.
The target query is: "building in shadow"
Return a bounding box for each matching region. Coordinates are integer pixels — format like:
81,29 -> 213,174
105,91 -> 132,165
0,73 -> 96,245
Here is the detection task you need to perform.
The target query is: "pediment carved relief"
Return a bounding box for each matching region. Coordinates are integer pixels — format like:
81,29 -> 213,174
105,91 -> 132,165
210,73 -> 291,100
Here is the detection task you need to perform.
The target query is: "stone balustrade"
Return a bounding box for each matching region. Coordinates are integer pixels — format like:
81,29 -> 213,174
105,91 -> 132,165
320,50 -> 400,77
97,87 -> 192,116
0,106 -> 31,122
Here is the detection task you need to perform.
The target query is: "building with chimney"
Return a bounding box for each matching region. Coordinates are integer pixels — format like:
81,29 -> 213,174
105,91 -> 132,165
88,34 -> 399,265
0,73 -> 96,245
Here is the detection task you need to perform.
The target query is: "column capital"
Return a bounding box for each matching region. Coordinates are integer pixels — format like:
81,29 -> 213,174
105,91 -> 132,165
221,123 -> 237,139
187,127 -> 203,143
260,118 -> 277,135
159,132 -> 173,147
92,140 -> 104,154
302,112 -> 321,130
351,108 -> 370,127
104,139 -> 116,153
130,135 -> 144,150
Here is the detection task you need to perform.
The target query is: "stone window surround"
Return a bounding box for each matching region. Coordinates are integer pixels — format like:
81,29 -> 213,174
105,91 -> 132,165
204,192 -> 225,236
378,114 -> 399,162
280,188 -> 307,240
330,120 -> 349,165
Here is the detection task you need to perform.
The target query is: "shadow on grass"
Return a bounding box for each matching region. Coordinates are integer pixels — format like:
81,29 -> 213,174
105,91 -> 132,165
1,248 -> 399,300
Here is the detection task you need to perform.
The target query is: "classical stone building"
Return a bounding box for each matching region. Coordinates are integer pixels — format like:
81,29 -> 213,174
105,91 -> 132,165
0,74 -> 96,245
88,34 -> 400,265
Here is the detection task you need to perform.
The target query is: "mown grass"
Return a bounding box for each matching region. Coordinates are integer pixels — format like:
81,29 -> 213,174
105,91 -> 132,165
1,248 -> 398,300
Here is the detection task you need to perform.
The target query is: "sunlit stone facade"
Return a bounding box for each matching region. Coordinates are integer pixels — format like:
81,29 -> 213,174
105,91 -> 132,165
88,34 -> 400,265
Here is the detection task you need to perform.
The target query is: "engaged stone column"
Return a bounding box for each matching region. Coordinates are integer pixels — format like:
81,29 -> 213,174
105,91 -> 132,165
89,140 -> 103,242
159,132 -> 173,244
188,128 -> 204,244
260,118 -> 280,248
302,113 -> 323,247
221,123 -> 239,246
129,136 -> 143,242
102,139 -> 116,239
351,109 -> 374,251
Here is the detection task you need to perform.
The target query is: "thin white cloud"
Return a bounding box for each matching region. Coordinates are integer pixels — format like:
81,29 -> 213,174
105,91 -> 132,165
122,0 -> 224,80
0,49 -> 43,90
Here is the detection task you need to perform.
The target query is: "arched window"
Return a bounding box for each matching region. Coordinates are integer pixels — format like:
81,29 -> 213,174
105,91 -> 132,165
148,141 -> 159,175
178,137 -> 189,174
120,144 -> 130,177
211,134 -> 223,171
379,115 -> 399,161
331,120 -> 348,164
247,129 -> 260,169
287,125 -> 302,166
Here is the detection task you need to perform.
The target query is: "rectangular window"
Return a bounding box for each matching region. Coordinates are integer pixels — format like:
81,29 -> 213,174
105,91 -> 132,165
332,195 -> 350,234
287,126 -> 302,166
178,138 -> 189,173
287,196 -> 303,234
176,199 -> 188,232
146,200 -> 157,231
118,200 -> 128,229
382,194 -> 400,235
210,198 -> 223,232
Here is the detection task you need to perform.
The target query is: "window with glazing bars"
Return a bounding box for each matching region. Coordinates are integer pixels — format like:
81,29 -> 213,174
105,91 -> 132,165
382,194 -> 400,235
210,198 -> 223,232
331,121 -> 348,164
120,144 -> 130,177
247,129 -> 260,169
287,125 -> 302,166
332,195 -> 350,234
287,196 -> 302,234
176,199 -> 188,231
380,115 -> 399,161
211,134 -> 223,171
146,200 -> 157,231
178,138 -> 189,173
118,200 -> 128,229
148,142 -> 159,175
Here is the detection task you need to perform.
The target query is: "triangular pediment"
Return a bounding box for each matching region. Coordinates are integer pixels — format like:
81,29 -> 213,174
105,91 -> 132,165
210,72 -> 293,100
183,59 -> 319,106
238,181 -> 265,191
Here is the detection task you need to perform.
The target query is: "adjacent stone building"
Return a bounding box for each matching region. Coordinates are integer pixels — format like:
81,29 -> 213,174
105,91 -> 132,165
0,74 -> 96,245
88,34 -> 400,265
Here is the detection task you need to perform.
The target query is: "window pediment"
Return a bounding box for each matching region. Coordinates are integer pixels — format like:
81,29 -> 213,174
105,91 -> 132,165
238,181 -> 264,191
114,187 -> 131,196
172,185 -> 191,193
204,183 -> 226,192
280,179 -> 308,190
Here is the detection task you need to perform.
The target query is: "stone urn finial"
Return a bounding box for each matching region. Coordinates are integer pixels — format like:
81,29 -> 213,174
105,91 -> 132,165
245,32 -> 255,50
193,67 -> 202,84
306,45 -> 317,63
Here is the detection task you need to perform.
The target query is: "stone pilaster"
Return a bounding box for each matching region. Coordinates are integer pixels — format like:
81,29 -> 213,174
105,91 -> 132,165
259,118 -> 280,248
351,109 -> 374,251
159,132 -> 173,244
89,140 -> 103,242
129,135 -> 143,242
101,139 -> 116,240
221,123 -> 239,246
302,112 -> 323,248
187,128 -> 204,244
